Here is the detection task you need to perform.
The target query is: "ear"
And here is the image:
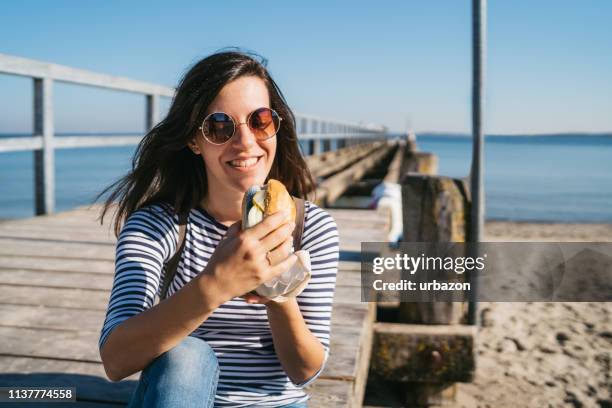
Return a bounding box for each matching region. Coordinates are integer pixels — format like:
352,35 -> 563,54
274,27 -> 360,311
188,138 -> 201,155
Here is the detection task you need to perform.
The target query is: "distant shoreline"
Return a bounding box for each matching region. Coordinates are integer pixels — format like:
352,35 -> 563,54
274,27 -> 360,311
417,132 -> 612,138
2,131 -> 612,139
486,217 -> 612,225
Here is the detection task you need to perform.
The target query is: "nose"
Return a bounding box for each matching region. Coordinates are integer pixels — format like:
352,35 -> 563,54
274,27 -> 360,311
231,121 -> 257,148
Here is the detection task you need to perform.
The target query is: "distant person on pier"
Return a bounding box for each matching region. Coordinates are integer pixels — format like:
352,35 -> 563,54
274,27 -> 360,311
96,50 -> 339,408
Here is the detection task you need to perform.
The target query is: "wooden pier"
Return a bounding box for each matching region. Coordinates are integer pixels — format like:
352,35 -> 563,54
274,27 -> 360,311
0,54 -> 399,406
0,204 -> 390,407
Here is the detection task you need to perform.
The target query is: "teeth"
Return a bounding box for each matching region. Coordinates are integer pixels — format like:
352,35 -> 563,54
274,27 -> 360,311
229,157 -> 258,167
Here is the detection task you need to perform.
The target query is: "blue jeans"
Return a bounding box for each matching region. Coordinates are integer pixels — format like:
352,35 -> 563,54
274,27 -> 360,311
126,335 -> 308,408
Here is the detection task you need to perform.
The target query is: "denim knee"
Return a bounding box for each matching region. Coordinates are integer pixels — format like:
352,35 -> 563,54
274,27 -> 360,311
131,336 -> 219,407
146,335 -> 219,382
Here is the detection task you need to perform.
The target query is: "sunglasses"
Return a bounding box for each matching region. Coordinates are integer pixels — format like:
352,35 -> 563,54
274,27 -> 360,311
198,107 -> 282,145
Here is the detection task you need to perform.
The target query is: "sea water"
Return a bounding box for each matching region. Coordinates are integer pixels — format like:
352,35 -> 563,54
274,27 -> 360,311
1,134 -> 610,222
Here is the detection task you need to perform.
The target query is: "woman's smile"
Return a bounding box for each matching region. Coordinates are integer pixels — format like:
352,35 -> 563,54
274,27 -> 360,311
226,155 -> 264,172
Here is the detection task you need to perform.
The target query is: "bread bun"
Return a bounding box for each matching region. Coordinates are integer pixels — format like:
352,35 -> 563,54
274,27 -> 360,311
264,179 -> 296,224
242,179 -> 295,229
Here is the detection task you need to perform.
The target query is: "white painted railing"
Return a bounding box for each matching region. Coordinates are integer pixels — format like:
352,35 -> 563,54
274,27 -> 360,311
0,53 -> 390,214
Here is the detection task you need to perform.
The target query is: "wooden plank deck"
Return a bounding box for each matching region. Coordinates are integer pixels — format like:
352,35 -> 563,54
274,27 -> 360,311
0,205 -> 388,407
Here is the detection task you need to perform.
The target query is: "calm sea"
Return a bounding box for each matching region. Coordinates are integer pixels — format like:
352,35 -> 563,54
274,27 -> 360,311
1,134 -> 611,222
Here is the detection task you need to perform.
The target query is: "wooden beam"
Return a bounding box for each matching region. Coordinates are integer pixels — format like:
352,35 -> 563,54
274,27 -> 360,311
383,142 -> 406,184
369,322 -> 476,383
307,143 -> 379,179
316,143 -> 394,205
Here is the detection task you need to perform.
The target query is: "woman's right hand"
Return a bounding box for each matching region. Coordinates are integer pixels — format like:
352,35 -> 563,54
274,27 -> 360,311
203,209 -> 298,303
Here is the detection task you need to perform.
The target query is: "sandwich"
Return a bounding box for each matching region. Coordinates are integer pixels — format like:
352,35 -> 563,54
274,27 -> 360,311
242,179 -> 311,301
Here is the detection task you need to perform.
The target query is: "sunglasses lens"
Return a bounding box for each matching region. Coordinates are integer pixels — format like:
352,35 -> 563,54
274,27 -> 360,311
249,108 -> 281,139
203,113 -> 234,143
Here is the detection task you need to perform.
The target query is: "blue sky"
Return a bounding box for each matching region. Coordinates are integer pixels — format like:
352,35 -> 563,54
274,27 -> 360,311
0,0 -> 611,134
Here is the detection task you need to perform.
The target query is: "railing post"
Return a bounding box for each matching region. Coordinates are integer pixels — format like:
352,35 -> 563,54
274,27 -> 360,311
322,122 -> 331,152
33,77 -> 54,215
312,120 -> 321,155
146,94 -> 159,131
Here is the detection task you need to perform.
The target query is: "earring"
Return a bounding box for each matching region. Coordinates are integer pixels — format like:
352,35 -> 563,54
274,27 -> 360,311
189,144 -> 200,154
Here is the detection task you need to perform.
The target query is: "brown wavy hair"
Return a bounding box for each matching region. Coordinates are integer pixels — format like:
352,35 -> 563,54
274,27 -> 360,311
96,50 -> 315,236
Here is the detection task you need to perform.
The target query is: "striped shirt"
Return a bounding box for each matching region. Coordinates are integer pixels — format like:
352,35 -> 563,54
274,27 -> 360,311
98,200 -> 339,407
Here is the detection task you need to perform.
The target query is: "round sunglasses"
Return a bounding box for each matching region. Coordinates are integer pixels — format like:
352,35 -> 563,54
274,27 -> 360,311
198,107 -> 282,145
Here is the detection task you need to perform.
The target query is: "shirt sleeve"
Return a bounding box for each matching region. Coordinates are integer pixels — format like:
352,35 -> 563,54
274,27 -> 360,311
98,204 -> 178,353
292,201 -> 340,387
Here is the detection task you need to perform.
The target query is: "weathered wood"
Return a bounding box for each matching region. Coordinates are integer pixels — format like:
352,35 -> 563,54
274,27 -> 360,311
0,291 -> 365,334
0,205 -> 387,407
0,285 -> 111,310
0,239 -> 115,260
383,142 -> 406,184
0,226 -> 116,244
0,357 -> 138,404
402,151 -> 438,176
316,143 -> 394,205
399,173 -> 471,324
401,173 -> 470,243
305,378 -> 352,407
0,304 -> 104,333
0,269 -> 112,290
0,257 -> 115,274
348,302 -> 375,407
369,322 -> 476,383
307,142 -> 381,179
0,326 -> 101,362
0,273 -> 362,311
0,302 -> 372,405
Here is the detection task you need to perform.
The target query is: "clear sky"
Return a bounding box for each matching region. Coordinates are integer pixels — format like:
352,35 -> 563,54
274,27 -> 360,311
1,0 -> 611,134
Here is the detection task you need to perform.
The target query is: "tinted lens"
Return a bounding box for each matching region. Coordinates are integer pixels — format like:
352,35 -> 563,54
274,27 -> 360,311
202,113 -> 234,143
249,108 -> 280,139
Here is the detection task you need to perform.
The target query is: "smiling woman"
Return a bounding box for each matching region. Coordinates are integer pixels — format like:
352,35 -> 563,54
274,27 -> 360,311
190,76 -> 280,222
95,51 -> 340,408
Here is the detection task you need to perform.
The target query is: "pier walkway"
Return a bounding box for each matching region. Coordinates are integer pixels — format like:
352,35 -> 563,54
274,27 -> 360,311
0,204 -> 389,407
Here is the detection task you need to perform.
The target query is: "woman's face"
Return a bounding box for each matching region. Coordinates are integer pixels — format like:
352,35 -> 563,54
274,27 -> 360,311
190,76 -> 277,196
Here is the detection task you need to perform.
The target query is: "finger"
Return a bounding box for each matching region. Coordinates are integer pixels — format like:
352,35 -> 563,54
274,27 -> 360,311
266,236 -> 294,266
242,293 -> 259,303
229,220 -> 242,234
243,293 -> 269,304
269,253 -> 298,280
247,208 -> 291,239
223,220 -> 242,240
260,221 -> 295,253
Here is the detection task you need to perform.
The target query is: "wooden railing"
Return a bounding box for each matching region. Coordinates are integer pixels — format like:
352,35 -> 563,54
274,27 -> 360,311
0,53 -> 391,215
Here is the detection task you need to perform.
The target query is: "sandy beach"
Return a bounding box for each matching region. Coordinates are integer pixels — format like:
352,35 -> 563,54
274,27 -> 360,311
455,221 -> 612,408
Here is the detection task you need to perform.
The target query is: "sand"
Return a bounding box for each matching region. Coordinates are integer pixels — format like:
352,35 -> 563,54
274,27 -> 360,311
455,221 -> 612,408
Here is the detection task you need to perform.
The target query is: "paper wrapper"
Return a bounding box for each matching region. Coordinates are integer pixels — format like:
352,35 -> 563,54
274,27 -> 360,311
255,249 -> 311,302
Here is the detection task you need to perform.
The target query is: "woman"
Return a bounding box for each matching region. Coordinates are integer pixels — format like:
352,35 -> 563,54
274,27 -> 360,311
97,51 -> 339,407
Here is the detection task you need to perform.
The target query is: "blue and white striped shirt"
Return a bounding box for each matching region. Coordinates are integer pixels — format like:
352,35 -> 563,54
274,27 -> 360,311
99,200 -> 339,407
